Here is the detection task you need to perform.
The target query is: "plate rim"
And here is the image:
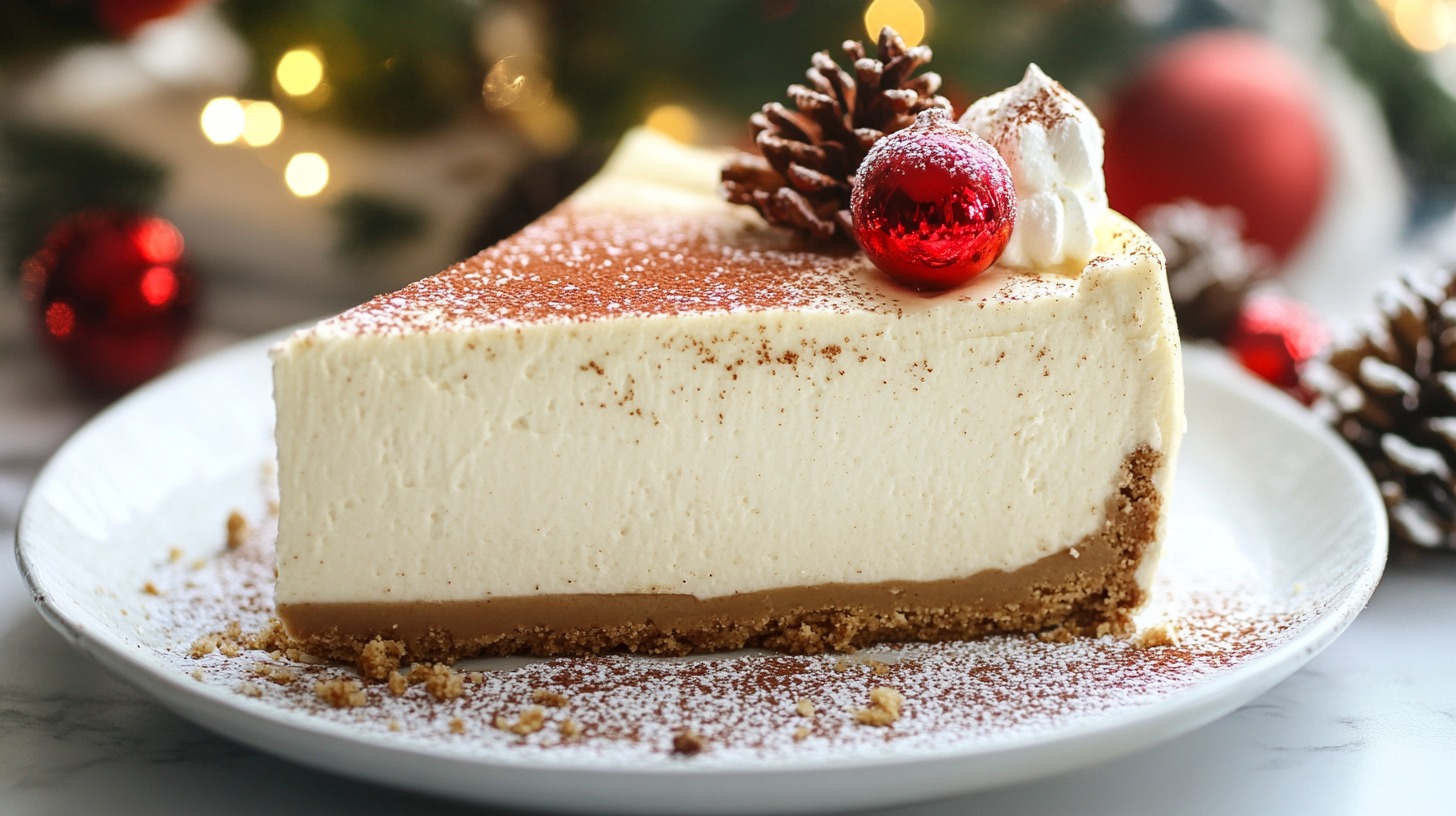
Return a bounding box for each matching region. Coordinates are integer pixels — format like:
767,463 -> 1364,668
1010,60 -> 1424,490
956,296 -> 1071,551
13,337 -> 1389,812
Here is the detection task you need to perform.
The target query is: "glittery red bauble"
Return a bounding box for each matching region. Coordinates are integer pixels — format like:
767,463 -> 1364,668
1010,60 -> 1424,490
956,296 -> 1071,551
1104,32 -> 1330,260
851,109 -> 1016,291
1224,294 -> 1327,398
20,211 -> 197,395
94,0 -> 199,38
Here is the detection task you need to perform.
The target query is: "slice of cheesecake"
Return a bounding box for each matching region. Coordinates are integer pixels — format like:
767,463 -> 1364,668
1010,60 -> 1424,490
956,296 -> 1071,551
271,128 -> 1184,661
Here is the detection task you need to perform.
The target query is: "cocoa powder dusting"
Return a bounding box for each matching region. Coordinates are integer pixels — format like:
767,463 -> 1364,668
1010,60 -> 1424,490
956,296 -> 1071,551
311,204 -> 1078,337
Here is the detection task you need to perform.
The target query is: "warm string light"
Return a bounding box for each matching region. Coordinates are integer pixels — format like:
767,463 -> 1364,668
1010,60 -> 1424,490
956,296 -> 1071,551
644,105 -> 700,144
864,0 -> 929,46
1382,0 -> 1455,52
242,101 -> 283,147
199,46 -> 334,198
285,152 -> 330,197
200,97 -> 245,144
276,48 -> 325,96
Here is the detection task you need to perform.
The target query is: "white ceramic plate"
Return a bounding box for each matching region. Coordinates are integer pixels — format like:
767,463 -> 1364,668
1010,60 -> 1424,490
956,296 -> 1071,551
16,337 -> 1385,815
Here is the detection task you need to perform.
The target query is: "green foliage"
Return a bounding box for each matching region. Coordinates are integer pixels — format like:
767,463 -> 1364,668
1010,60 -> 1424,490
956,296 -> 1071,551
1,125 -> 166,276
544,0 -> 1140,141
1326,0 -> 1456,188
331,192 -> 428,262
220,0 -> 482,136
0,1 -> 106,69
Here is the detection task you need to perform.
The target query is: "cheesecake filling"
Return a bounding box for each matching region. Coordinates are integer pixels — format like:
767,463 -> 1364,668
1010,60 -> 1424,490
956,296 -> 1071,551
272,211 -> 1180,608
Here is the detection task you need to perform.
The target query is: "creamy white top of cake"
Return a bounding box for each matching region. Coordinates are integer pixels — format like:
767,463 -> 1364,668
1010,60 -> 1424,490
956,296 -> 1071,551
960,64 -> 1108,270
272,129 -> 1182,606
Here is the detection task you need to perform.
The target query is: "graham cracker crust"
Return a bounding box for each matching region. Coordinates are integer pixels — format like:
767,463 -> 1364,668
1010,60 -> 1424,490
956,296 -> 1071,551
279,446 -> 1163,662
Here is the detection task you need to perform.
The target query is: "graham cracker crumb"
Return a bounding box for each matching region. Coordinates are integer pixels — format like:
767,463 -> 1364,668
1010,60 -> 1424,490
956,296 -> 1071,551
386,670 -> 408,696
1038,627 -> 1075,644
387,719 -> 402,732
357,637 -> 406,681
314,678 -> 367,708
167,547 -> 183,563
238,681 -> 263,698
532,689 -> 570,708
671,729 -> 705,755
142,581 -> 161,596
851,686 -> 905,727
795,698 -> 815,718
449,717 -> 466,735
189,668 -> 203,681
245,619 -> 290,652
188,629 -> 241,659
832,659 -> 851,673
867,659 -> 891,677
1135,622 -> 1182,649
226,511 -> 248,550
793,726 -> 811,742
249,663 -> 298,685
493,706 -> 546,736
188,633 -> 219,658
417,663 -> 465,701
559,718 -> 582,739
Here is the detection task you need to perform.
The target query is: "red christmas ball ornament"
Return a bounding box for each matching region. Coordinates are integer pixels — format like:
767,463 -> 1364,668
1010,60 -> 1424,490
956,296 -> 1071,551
1103,31 -> 1331,261
1224,294 -> 1328,398
851,109 -> 1016,291
94,0 -> 200,38
20,211 -> 197,396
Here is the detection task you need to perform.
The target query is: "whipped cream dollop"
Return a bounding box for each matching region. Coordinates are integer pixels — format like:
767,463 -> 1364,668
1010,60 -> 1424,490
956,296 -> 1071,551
960,64 -> 1107,270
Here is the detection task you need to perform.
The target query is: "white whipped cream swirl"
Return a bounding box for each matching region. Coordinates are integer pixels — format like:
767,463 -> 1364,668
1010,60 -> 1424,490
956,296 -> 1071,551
959,64 -> 1107,270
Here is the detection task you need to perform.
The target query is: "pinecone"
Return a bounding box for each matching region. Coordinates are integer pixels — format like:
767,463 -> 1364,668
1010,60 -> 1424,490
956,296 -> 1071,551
721,27 -> 951,241
1308,269 -> 1456,550
1139,200 -> 1275,341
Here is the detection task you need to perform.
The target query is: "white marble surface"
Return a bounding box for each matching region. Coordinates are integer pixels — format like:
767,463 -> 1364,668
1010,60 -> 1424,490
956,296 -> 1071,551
2,321 -> 1454,816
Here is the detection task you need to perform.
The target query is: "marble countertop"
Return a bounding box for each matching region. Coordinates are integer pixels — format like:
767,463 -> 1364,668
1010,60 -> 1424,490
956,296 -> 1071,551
2,325 -> 1454,816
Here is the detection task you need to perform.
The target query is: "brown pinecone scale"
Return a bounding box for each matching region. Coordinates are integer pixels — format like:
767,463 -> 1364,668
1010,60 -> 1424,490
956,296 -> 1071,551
1310,269 -> 1456,550
721,26 -> 951,241
1138,201 -> 1274,341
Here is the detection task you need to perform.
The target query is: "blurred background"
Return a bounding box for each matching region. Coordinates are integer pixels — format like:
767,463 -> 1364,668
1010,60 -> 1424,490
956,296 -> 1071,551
0,0 -> 1452,411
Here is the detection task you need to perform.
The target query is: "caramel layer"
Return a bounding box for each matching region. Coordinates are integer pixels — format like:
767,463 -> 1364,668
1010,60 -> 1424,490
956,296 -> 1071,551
280,447 -> 1161,661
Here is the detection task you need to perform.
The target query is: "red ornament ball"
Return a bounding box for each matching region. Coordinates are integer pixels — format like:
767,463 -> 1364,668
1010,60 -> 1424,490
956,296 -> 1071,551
20,211 -> 197,395
1224,294 -> 1327,398
94,0 -> 200,38
1103,31 -> 1331,260
851,109 -> 1016,291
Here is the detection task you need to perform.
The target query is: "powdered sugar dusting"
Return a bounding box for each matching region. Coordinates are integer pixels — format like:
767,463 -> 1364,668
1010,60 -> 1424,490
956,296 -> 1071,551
136,509 -> 1319,766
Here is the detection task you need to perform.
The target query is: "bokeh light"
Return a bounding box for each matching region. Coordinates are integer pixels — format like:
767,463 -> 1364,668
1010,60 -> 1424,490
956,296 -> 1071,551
277,48 -> 325,96
242,100 -> 284,146
200,97 -> 245,145
133,217 -> 184,264
864,0 -> 928,47
1395,0 -> 1454,52
644,105 -> 700,144
139,267 -> 179,307
45,302 -> 75,339
285,152 -> 330,197
513,99 -> 578,155
483,55 -> 552,111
